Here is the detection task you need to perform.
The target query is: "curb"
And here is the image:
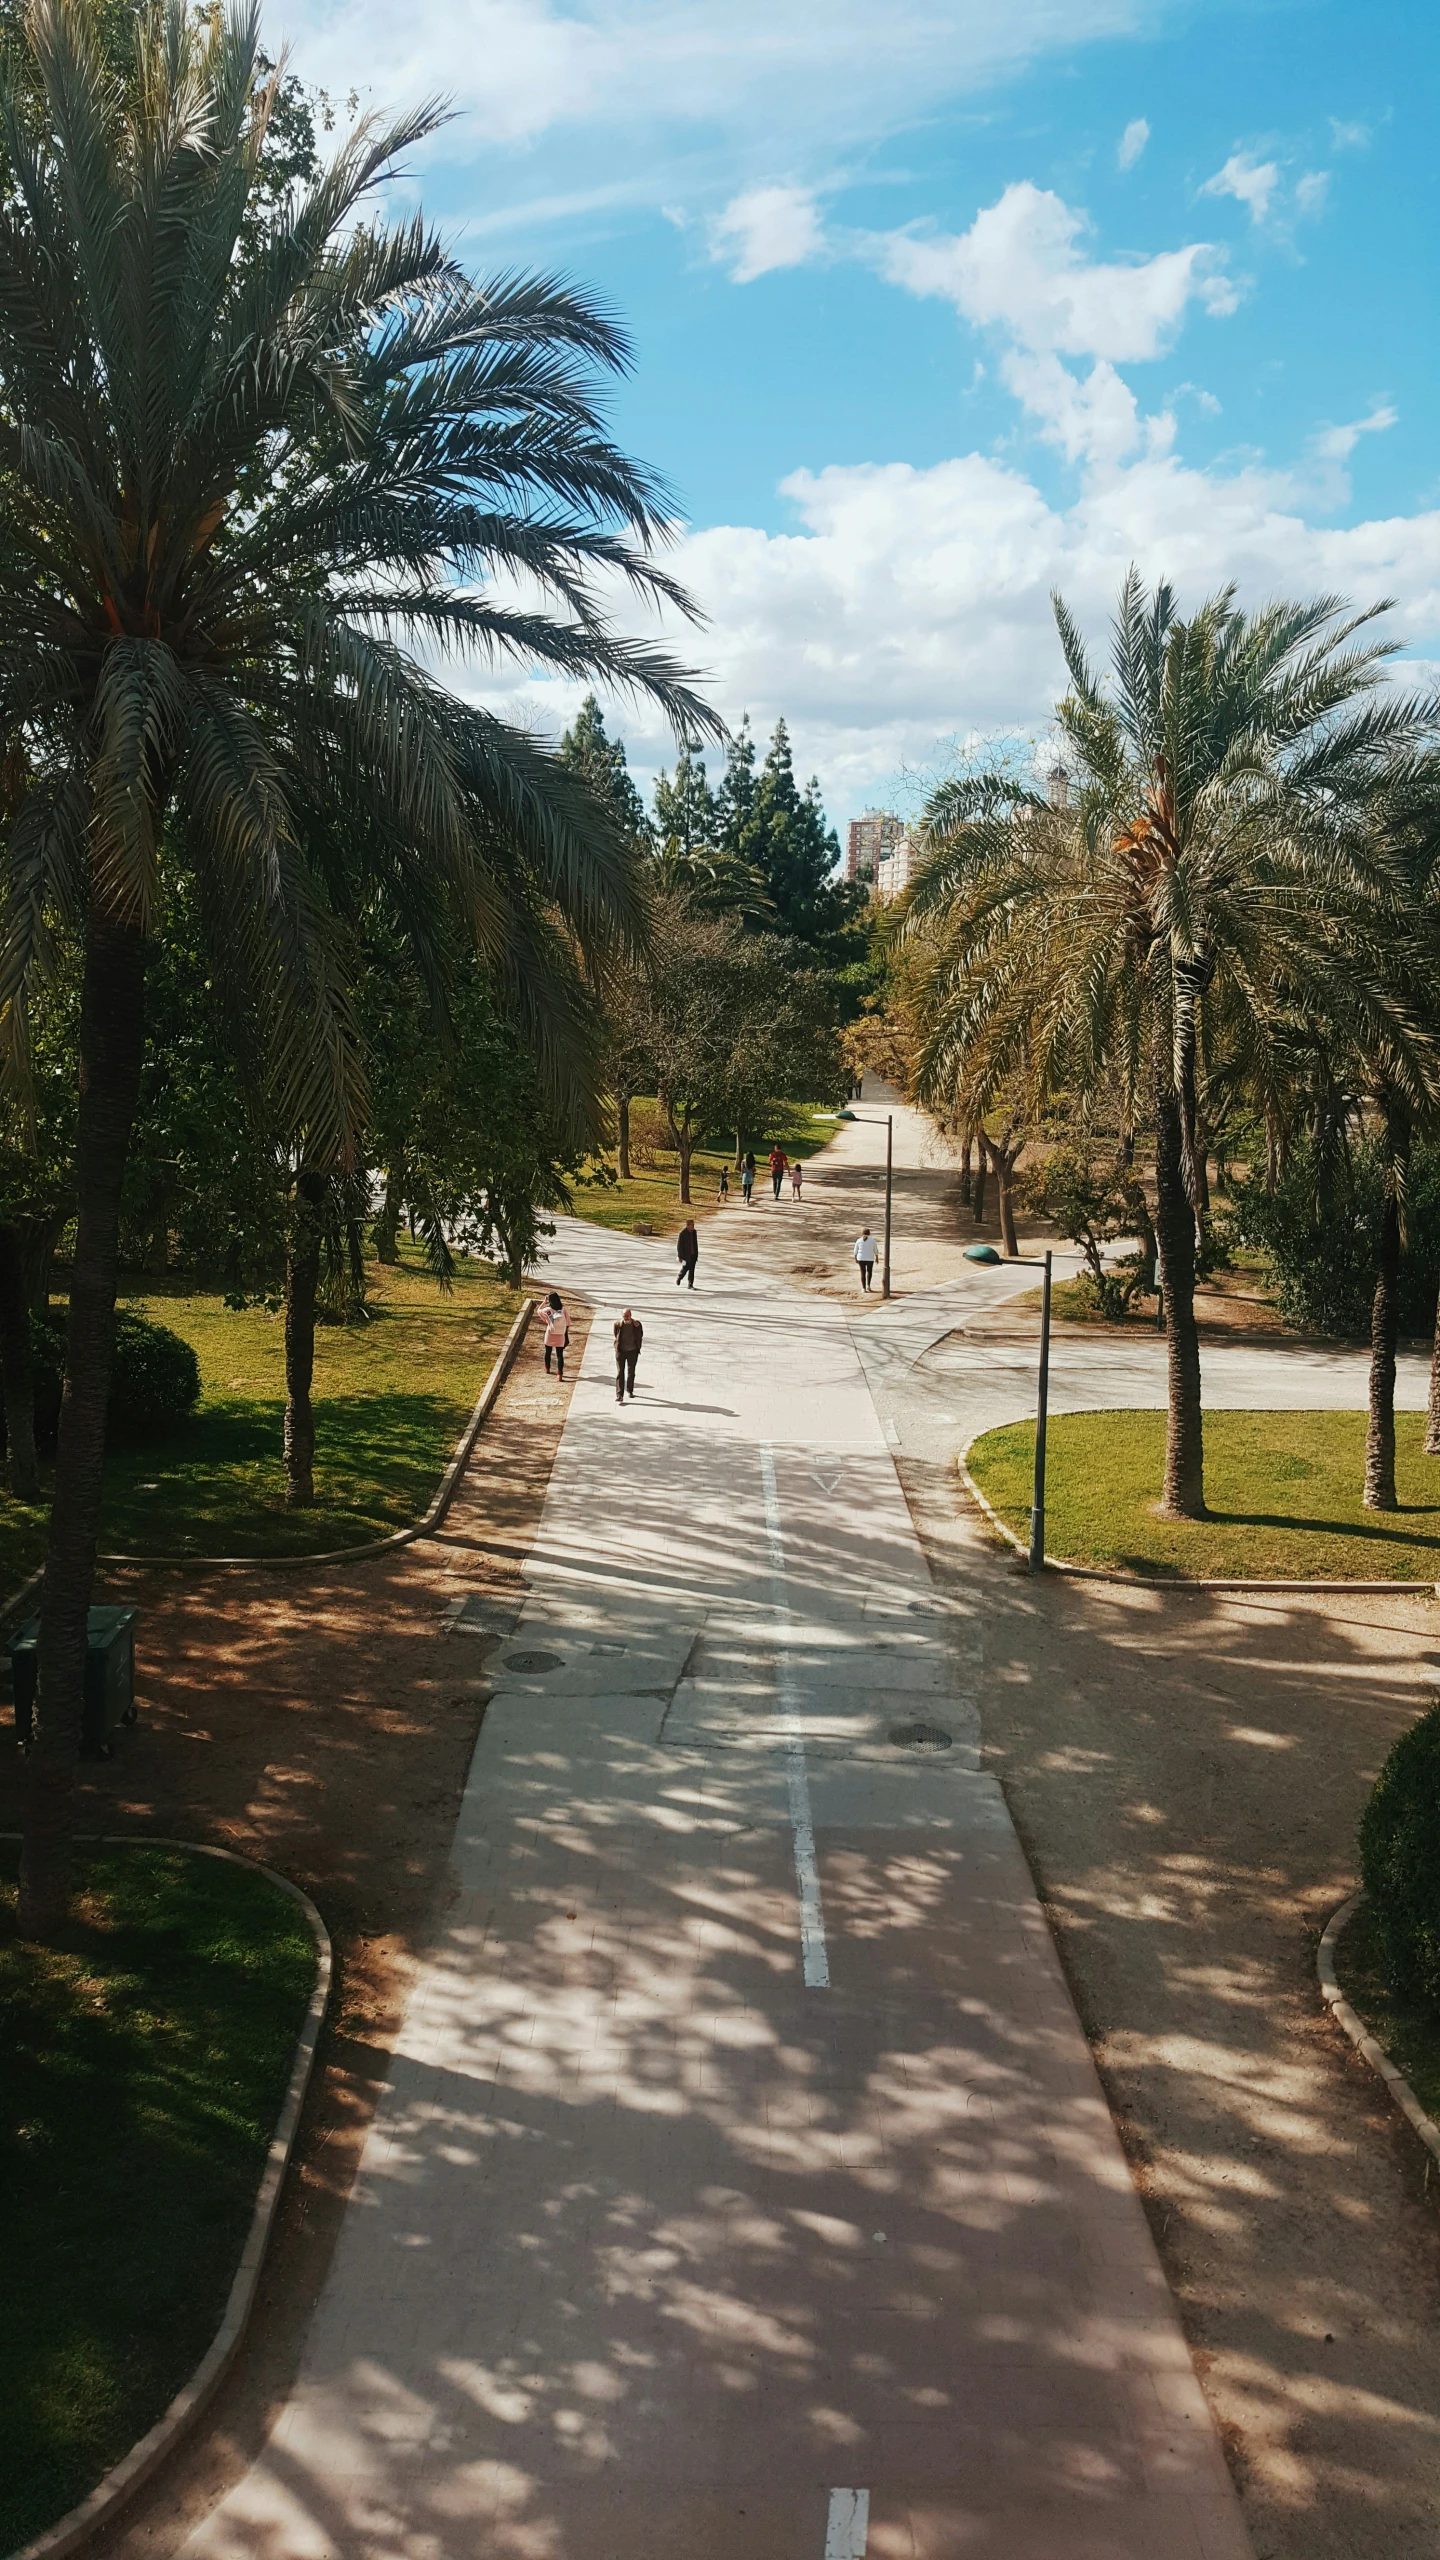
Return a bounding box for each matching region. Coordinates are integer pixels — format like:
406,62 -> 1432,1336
957,1434 -> 1440,1598
1317,1893 -> 1440,2169
0,1295 -> 535,1624
6,1837 -> 332,2560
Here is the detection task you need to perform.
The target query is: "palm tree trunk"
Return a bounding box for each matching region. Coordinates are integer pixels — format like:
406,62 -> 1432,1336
996,1149 -> 1020,1257
617,1092 -> 632,1182
19,909 -> 147,1939
1425,1286 -> 1440,1457
1154,1062 -> 1205,1519
0,1224 -> 40,1499
1365,1184 -> 1402,1509
284,1168 -> 324,1508
972,1136 -> 988,1226
959,1135 -> 973,1207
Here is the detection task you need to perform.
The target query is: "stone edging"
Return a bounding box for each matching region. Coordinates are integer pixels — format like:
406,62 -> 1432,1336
6,1837 -> 332,2560
0,1293 -> 536,1629
957,1432 -> 1440,1597
1317,1892 -> 1440,2168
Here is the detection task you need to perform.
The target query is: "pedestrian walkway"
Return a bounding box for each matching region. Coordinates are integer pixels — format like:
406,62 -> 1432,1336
182,1218 -> 1253,2560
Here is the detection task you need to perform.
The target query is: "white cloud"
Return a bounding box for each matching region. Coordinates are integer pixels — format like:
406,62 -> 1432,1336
1201,151 -> 1281,224
1330,118 -> 1371,151
1313,403 -> 1398,466
874,182 -> 1232,365
1294,169 -> 1331,218
1117,117 -> 1150,171
710,184 -> 823,282
457,433 -> 1440,831
274,0 -> 1148,175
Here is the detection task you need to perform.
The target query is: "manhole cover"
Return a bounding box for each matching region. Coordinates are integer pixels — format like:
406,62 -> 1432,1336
890,1721 -> 953,1750
504,1649 -> 563,1673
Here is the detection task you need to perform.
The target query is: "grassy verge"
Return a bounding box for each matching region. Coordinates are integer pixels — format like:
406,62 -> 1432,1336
0,1245 -> 520,1583
0,1841 -> 317,2551
571,1099 -> 843,1236
1336,1900 -> 1440,2127
967,1408 -> 1440,1580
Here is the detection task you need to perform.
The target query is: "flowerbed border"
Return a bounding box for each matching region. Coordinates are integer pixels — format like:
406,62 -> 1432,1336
1317,1892 -> 1440,2169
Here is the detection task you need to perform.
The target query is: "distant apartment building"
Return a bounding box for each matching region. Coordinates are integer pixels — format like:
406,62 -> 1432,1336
874,833 -> 917,902
846,809 -> 902,882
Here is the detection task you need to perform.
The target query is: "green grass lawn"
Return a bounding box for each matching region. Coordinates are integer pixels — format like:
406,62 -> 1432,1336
1336,1901 -> 1440,2127
0,1841 -> 317,2550
571,1099 -> 843,1236
0,1246 -> 520,1584
967,1408 -> 1440,1580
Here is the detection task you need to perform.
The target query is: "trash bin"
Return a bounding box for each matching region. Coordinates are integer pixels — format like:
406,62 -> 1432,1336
10,1607 -> 138,1757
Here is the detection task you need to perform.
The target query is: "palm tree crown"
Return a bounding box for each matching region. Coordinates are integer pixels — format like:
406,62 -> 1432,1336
0,0 -> 715,1135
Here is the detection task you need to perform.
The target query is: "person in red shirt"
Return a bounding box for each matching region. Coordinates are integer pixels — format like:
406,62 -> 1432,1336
768,1145 -> 787,1200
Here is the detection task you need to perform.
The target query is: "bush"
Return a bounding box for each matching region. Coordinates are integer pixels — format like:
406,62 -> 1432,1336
1359,1704 -> 1440,2006
1234,1138 -> 1440,1338
28,1310 -> 201,1450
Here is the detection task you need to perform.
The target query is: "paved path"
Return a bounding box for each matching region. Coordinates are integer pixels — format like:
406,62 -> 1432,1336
183,1151 -> 1252,2559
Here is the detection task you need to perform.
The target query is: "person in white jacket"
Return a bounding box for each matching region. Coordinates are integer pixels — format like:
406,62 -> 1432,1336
853,1229 -> 878,1292
542,1293 -> 571,1378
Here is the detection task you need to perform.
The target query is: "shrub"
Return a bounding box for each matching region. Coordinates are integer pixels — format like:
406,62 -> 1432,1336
29,1309 -> 201,1450
1359,1704 -> 1440,2006
1234,1138 -> 1440,1338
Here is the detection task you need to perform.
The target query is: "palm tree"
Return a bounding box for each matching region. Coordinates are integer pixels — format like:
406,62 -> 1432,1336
5,0 -> 717,1936
904,573 -> 1433,1520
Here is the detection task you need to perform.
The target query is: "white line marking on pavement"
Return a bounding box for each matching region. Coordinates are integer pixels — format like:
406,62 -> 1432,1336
824,2486 -> 870,2556
759,1443 -> 830,1990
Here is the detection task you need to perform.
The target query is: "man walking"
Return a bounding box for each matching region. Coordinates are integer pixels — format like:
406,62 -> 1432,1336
614,1307 -> 643,1401
676,1219 -> 699,1288
854,1227 -> 878,1291
769,1144 -> 787,1200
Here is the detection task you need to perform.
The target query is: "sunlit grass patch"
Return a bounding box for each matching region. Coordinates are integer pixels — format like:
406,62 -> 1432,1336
967,1408 -> 1440,1581
0,1244 -> 520,1582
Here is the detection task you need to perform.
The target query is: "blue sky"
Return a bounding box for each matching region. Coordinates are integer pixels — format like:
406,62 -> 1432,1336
277,0 -> 1440,829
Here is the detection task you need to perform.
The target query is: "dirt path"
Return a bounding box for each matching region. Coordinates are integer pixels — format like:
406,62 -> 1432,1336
0,1306 -> 589,2560
889,1413 -> 1440,2560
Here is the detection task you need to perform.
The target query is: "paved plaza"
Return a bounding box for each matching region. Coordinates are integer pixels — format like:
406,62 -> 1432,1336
181,1119 -> 1253,2560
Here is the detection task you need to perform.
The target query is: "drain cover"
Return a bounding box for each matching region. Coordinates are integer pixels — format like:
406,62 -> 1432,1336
504,1649 -> 563,1673
890,1721 -> 953,1750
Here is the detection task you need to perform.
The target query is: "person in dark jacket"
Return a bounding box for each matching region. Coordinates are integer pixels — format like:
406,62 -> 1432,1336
614,1309 -> 643,1401
676,1220 -> 699,1287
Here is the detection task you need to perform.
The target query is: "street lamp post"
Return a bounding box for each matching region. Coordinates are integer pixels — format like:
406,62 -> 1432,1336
882,1113 -> 893,1300
1029,1249 -> 1053,1572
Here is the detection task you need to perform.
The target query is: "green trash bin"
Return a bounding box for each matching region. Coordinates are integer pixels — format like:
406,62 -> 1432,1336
10,1606 -> 138,1758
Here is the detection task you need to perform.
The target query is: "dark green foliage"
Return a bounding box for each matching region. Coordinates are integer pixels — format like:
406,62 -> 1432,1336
1235,1139 -> 1440,1338
557,696 -> 650,845
1360,1705 -> 1440,2006
26,1310 -> 199,1450
122,881 -> 285,1285
725,720 -> 865,964
0,1842 -> 315,2548
363,946 -> 594,1289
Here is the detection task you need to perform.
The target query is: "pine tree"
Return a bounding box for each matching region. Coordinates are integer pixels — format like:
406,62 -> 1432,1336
557,695 -> 650,844
714,715 -> 757,852
739,721 -> 859,955
653,745 -> 717,858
